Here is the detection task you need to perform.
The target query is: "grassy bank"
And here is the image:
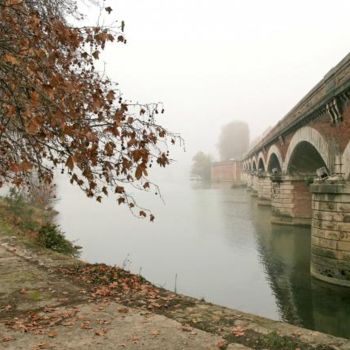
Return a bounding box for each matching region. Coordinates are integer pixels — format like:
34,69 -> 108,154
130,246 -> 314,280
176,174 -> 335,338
0,189 -> 80,257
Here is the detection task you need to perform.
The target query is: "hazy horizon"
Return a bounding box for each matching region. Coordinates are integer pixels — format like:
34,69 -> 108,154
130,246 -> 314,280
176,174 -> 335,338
80,0 -> 349,168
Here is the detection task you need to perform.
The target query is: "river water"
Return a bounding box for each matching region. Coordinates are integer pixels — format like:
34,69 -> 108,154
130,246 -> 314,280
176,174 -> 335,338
56,178 -> 350,339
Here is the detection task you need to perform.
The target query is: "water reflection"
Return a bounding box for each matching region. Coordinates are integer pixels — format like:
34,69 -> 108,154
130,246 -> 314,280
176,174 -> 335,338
249,195 -> 350,338
56,179 -> 350,339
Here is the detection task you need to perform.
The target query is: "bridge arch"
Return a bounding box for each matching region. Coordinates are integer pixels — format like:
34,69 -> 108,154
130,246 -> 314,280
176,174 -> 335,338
245,160 -> 249,171
283,126 -> 330,174
266,145 -> 283,173
257,152 -> 266,171
245,161 -> 249,171
252,156 -> 258,171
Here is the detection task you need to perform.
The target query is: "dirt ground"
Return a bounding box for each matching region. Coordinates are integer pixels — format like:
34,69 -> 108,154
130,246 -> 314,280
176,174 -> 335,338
1,234 -> 350,350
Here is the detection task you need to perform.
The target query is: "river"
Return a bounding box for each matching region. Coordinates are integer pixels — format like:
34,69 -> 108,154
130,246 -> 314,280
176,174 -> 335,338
56,177 -> 350,339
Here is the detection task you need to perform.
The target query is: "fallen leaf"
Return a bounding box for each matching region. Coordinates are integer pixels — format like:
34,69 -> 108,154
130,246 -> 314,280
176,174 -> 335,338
181,325 -> 192,332
95,329 -> 107,336
216,339 -> 228,349
117,307 -> 129,314
232,325 -> 245,337
150,330 -> 160,336
80,321 -> 92,330
47,331 -> 58,338
2,336 -> 15,342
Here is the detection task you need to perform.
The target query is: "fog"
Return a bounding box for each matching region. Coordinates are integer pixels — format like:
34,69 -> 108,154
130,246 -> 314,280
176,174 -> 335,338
53,2 -> 350,330
82,0 -> 350,168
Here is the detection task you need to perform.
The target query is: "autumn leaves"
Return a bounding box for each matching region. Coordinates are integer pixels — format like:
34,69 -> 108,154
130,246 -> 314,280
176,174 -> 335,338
0,0 -> 178,219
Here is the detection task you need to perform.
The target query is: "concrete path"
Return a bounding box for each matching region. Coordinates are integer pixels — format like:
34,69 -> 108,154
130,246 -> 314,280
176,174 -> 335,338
0,302 -> 250,350
0,238 -> 249,350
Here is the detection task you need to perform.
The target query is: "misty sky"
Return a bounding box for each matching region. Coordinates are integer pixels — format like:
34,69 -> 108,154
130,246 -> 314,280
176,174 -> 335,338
85,0 -> 349,163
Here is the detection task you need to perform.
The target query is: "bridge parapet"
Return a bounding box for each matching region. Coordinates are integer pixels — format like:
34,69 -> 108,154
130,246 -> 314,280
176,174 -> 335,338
245,52 -> 350,162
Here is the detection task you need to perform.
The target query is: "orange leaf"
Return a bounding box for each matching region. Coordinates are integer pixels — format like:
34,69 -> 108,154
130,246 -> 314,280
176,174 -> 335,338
106,90 -> 114,103
66,156 -> 75,171
115,186 -> 124,194
20,161 -> 32,172
48,331 -> 58,338
3,53 -> 19,65
9,163 -> 21,173
135,165 -> 143,180
26,118 -> 41,135
216,339 -> 228,349
30,91 -> 40,108
5,0 -> 23,5
117,197 -> 125,205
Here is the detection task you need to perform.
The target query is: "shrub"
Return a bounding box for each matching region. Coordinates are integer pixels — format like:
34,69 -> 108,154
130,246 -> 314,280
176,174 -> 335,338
5,188 -> 38,231
37,224 -> 81,257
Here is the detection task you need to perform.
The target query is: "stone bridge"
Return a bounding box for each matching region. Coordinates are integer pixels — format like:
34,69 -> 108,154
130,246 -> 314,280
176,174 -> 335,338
242,52 -> 350,287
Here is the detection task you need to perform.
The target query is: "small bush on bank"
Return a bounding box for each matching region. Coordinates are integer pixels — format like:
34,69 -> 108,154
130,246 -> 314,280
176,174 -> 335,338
37,224 -> 81,257
2,187 -> 81,258
5,188 -> 38,231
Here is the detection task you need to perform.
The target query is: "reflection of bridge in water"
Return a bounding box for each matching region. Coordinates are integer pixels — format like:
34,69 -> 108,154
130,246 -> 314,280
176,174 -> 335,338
242,52 -> 350,287
249,198 -> 350,338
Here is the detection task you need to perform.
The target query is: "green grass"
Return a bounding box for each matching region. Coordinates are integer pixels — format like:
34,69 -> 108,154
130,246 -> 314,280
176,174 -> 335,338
28,290 -> 42,301
0,193 -> 81,257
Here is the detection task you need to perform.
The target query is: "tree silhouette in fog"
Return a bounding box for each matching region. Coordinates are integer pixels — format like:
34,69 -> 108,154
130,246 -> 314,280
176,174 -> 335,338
191,152 -> 212,181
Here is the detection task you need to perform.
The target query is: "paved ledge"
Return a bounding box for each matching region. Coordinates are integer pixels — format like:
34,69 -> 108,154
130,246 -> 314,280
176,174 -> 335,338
1,235 -> 350,350
311,182 -> 350,195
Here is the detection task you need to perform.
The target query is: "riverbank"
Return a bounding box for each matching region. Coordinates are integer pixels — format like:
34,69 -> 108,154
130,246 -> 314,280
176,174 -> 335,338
1,229 -> 350,350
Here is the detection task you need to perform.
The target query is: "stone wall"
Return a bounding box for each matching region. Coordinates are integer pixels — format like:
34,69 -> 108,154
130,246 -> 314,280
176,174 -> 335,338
211,160 -> 242,183
251,175 -> 259,195
310,182 -> 350,287
271,177 -> 312,226
257,176 -> 272,205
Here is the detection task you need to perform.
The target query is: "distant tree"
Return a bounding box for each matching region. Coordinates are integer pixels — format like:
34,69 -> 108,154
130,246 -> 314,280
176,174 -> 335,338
0,0 -> 179,220
218,121 -> 249,161
191,152 -> 212,181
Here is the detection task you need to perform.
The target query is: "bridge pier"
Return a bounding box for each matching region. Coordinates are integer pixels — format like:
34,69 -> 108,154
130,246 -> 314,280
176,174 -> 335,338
271,176 -> 312,226
245,173 -> 253,191
251,175 -> 259,197
310,182 -> 350,287
257,175 -> 272,206
241,172 -> 248,187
